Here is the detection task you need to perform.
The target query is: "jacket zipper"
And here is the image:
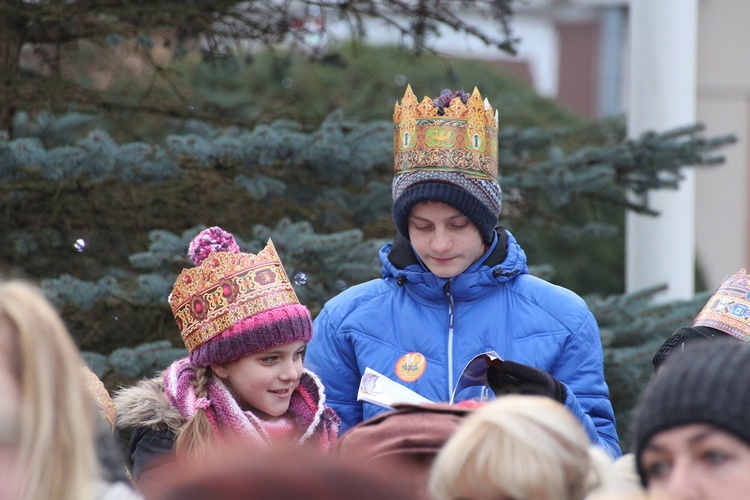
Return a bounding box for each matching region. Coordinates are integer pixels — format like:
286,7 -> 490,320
444,279 -> 455,403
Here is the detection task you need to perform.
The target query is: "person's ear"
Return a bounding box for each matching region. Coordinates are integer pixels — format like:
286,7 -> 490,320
210,363 -> 229,379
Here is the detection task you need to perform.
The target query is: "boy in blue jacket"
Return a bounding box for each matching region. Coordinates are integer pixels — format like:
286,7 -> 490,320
304,85 -> 621,458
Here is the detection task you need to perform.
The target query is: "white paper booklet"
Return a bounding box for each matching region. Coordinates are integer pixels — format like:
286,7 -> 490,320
357,351 -> 501,409
357,367 -> 432,409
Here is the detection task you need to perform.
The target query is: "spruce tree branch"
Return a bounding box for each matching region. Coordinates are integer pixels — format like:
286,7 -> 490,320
309,0 -> 517,54
137,45 -> 191,107
501,123 -> 737,216
2,70 -> 221,124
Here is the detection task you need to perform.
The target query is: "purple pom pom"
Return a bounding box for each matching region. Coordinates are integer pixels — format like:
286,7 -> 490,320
188,226 -> 241,266
433,89 -> 470,116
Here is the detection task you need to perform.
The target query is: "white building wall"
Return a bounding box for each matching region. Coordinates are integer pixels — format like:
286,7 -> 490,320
695,0 -> 750,288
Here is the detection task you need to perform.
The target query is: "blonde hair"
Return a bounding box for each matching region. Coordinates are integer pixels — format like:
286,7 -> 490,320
174,366 -> 219,460
428,395 -> 612,500
0,280 -> 99,500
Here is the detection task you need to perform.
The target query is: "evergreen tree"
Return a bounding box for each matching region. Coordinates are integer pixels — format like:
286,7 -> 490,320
0,0 -> 516,130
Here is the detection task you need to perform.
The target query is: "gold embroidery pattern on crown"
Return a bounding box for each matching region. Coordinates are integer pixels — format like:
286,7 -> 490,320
393,84 -> 499,180
169,239 -> 300,353
693,268 -> 750,342
82,367 -> 117,429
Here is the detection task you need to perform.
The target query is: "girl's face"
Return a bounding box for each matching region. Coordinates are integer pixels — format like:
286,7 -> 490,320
212,341 -> 306,420
408,201 -> 486,279
640,423 -> 750,500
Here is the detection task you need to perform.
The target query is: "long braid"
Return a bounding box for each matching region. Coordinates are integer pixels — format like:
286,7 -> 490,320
175,366 -> 217,460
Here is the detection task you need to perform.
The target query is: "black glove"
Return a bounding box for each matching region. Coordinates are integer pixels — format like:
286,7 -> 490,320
486,360 -> 567,404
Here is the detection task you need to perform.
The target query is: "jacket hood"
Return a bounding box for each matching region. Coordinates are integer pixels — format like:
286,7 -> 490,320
113,373 -> 185,435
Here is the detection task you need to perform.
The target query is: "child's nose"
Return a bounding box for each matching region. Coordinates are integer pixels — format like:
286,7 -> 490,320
431,228 -> 452,252
279,358 -> 302,381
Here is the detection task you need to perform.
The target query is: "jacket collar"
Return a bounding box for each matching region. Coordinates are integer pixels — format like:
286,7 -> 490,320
387,226 -> 509,270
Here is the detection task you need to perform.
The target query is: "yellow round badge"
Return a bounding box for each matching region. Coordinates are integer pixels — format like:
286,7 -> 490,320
395,352 -> 427,383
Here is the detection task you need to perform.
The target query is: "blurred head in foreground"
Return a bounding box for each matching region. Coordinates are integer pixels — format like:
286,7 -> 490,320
147,442 -> 412,500
0,279 -> 100,500
428,395 -> 615,500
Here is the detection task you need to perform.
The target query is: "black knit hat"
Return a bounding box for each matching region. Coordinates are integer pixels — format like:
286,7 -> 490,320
632,340 -> 750,485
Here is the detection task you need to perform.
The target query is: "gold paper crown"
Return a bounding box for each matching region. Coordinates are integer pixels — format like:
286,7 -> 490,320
393,84 -> 499,181
693,268 -> 750,342
81,366 -> 117,430
168,238 -> 301,354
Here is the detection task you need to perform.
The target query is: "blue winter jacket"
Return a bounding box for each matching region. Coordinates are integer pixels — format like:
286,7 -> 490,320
304,228 -> 621,458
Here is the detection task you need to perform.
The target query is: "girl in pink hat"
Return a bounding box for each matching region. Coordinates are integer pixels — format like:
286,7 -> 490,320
114,227 -> 339,491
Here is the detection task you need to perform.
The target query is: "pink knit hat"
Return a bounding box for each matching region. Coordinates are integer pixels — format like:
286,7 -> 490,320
168,227 -> 313,367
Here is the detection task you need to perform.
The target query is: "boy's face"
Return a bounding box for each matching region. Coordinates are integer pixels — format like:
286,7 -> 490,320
211,340 -> 306,419
408,201 -> 486,278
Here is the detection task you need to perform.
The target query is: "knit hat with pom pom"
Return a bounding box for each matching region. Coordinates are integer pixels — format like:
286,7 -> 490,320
168,226 -> 313,367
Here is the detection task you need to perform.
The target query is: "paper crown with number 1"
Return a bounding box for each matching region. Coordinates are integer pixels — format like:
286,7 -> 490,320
392,84 -> 499,181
